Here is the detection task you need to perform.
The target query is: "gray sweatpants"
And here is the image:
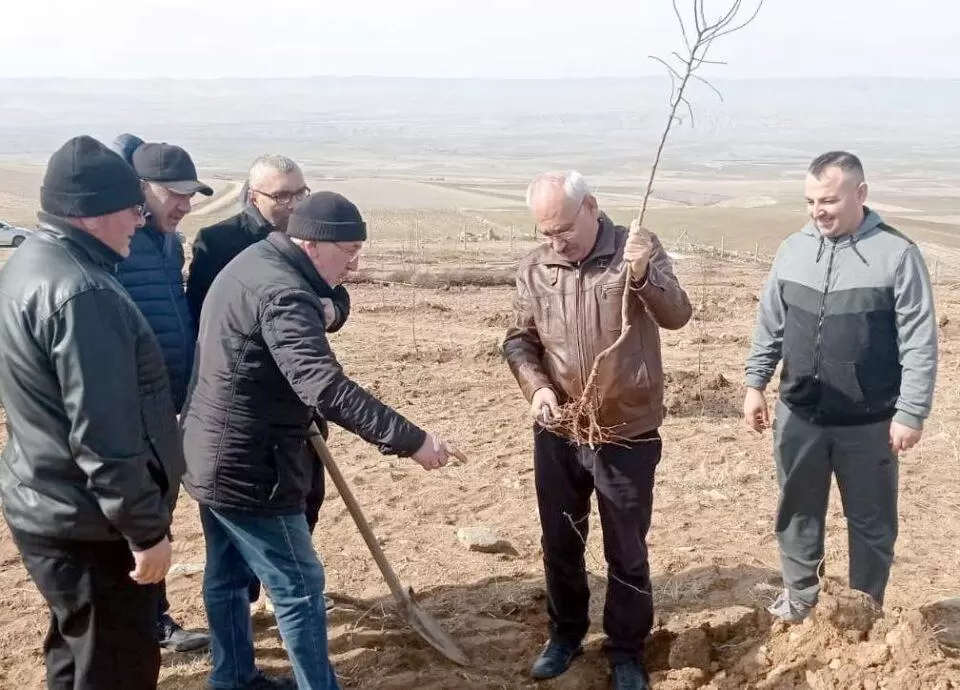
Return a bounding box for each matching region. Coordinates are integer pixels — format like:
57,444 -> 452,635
773,400 -> 899,606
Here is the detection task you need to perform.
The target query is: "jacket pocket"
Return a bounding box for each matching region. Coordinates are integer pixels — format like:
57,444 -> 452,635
597,283 -> 625,332
265,435 -> 311,504
820,360 -> 866,406
144,436 -> 171,497
534,294 -> 564,338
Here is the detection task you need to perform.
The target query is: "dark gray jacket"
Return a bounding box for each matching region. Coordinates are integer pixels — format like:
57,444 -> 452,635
181,232 -> 426,515
0,214 -> 185,549
745,207 -> 938,428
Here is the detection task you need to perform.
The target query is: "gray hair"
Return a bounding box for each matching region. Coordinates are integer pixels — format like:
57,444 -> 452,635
525,170 -> 592,210
808,150 -> 865,184
247,154 -> 302,185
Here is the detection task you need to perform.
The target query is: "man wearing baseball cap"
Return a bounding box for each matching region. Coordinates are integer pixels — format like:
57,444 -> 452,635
114,139 -> 213,653
0,135 -> 185,688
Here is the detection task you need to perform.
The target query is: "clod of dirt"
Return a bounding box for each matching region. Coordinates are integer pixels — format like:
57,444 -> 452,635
920,597 -> 960,649
884,610 -> 945,666
855,641 -> 890,667
815,588 -> 881,633
655,667 -> 710,690
456,526 -> 516,555
668,627 -> 712,671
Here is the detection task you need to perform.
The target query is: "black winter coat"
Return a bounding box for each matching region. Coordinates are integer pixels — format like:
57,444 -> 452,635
181,232 -> 426,515
0,214 -> 184,549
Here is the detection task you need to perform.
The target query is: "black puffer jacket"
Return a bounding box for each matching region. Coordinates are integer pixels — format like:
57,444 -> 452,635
0,214 -> 185,549
181,232 -> 426,515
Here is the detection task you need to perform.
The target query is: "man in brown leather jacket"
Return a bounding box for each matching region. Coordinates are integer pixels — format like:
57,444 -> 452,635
503,171 -> 692,690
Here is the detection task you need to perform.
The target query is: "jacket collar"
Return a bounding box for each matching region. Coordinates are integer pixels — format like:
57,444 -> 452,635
36,211 -> 124,269
542,212 -> 619,268
242,204 -> 273,239
264,232 -> 334,297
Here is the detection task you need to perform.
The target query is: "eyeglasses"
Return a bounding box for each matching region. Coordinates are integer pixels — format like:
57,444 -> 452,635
251,186 -> 311,206
538,202 -> 584,241
131,204 -> 146,218
333,242 -> 363,259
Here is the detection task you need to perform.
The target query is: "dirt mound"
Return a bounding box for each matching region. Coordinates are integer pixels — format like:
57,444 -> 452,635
664,370 -> 741,418
693,292 -> 760,322
644,584 -> 960,689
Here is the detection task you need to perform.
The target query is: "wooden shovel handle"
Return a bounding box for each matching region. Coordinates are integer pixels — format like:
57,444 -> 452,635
308,422 -> 409,603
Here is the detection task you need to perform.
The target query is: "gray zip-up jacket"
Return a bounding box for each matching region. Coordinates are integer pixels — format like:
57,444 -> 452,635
745,207 -> 937,428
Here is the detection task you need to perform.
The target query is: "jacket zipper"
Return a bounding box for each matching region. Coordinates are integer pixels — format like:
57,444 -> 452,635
161,234 -> 192,381
575,266 -> 588,393
813,242 -> 837,391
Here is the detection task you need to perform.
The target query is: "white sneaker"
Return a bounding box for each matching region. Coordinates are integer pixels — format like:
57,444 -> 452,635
767,589 -> 813,622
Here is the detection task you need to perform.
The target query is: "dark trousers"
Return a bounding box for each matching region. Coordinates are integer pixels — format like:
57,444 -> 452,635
11,529 -> 161,690
534,426 -> 661,664
248,458 -> 325,603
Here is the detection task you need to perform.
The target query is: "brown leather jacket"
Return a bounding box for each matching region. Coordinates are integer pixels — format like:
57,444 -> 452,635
503,214 -> 692,440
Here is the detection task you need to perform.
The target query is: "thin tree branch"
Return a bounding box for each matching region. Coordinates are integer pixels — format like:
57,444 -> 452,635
672,0 -> 692,52
552,0 -> 765,446
650,55 -> 683,83
694,0 -> 707,35
690,73 -> 724,101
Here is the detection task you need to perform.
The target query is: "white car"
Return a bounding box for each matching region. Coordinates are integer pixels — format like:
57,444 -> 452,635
0,220 -> 32,248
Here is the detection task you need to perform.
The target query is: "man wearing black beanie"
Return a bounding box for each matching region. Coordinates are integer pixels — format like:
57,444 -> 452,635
0,135 -> 186,689
180,192 -> 466,690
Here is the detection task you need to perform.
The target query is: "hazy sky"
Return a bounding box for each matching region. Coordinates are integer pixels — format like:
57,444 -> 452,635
3,0 -> 957,80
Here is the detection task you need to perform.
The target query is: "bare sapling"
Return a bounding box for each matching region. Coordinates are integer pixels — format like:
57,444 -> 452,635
543,0 -> 764,446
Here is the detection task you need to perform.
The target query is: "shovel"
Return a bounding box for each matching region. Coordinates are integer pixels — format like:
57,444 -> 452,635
307,422 -> 471,666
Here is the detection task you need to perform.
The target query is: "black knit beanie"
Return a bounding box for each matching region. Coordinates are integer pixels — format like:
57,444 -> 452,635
286,192 -> 367,242
40,135 -> 145,218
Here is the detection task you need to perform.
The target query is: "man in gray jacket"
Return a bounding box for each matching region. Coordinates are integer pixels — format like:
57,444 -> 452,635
744,151 -> 938,621
0,135 -> 185,688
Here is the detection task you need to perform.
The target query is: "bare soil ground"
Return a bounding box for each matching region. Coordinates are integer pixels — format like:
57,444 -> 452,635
1,241 -> 959,688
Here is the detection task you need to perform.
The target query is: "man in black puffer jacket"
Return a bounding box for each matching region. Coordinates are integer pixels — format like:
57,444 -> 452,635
0,135 -> 185,689
181,192 -> 465,690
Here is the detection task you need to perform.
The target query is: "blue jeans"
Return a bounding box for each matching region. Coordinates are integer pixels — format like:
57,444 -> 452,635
199,506 -> 340,690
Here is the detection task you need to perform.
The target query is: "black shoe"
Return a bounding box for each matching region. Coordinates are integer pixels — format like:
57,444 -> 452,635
241,671 -> 298,690
531,639 -> 583,680
158,613 -> 211,653
206,670 -> 298,690
610,660 -> 651,690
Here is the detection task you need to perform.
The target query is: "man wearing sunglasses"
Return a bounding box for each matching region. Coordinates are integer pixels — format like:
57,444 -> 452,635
112,137 -> 215,654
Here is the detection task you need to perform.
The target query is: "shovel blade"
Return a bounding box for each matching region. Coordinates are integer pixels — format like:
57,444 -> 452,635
403,597 -> 471,666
